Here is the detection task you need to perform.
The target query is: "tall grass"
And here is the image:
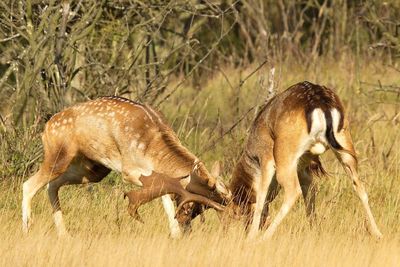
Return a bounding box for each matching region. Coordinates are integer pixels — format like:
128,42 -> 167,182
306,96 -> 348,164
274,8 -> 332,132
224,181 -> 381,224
1,58 -> 399,266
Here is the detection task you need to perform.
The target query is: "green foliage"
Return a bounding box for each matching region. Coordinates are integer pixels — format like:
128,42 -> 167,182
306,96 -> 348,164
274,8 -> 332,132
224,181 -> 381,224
0,121 -> 42,181
1,0 -> 399,126
0,2 -> 399,261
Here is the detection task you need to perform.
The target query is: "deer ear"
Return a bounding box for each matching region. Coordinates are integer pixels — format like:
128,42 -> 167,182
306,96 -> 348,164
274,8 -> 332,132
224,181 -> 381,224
191,160 -> 201,175
210,161 -> 221,178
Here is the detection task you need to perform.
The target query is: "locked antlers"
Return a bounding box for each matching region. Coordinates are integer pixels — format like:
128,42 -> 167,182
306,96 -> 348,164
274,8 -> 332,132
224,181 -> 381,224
124,171 -> 225,222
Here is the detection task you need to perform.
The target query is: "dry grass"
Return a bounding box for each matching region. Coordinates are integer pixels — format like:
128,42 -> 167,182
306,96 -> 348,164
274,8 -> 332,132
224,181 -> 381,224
1,58 -> 399,266
1,179 -> 399,267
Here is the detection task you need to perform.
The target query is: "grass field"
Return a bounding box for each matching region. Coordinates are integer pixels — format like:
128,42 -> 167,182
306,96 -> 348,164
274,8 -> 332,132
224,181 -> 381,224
1,58 -> 399,266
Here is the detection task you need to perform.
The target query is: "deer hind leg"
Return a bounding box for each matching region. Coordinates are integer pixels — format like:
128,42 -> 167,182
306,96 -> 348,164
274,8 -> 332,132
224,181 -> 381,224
48,175 -> 75,237
298,168 -> 316,224
48,160 -> 110,236
262,139 -> 304,240
333,129 -> 383,239
161,194 -> 182,239
247,158 -> 275,239
22,145 -> 76,234
22,169 -> 49,233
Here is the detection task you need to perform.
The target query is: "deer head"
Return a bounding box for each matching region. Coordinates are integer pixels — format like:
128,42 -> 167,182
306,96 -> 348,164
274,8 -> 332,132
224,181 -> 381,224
173,161 -> 232,226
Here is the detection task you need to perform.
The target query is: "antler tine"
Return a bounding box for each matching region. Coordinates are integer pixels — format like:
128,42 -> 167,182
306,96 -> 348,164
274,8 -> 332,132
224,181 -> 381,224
124,192 -> 146,223
175,192 -> 224,217
124,171 -> 225,223
124,174 -> 173,223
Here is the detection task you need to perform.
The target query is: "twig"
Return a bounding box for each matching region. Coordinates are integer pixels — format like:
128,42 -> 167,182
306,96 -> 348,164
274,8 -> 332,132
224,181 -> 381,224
0,34 -> 20,43
156,18 -> 238,107
267,67 -> 276,98
199,60 -> 269,155
238,59 -> 268,88
0,49 -> 27,89
199,105 -> 256,156
0,114 -> 6,132
55,0 -> 71,94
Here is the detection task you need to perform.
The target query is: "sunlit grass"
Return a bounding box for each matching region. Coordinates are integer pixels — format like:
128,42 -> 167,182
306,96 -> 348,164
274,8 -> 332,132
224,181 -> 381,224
1,58 -> 399,266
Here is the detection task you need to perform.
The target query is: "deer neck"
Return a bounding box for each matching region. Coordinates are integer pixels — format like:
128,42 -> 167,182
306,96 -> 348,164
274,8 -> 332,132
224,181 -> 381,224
229,152 -> 259,206
149,140 -> 198,178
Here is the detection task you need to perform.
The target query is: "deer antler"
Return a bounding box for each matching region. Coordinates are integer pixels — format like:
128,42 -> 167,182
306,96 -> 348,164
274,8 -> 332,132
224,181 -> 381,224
124,171 -> 224,222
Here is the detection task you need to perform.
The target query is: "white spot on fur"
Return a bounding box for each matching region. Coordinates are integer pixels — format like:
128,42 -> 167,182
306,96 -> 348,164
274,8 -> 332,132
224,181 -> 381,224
130,140 -> 138,148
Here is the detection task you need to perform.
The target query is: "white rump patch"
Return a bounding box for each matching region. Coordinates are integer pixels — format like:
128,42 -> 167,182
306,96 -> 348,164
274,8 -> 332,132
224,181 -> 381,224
305,108 -> 329,156
331,108 -> 341,133
310,108 -> 326,137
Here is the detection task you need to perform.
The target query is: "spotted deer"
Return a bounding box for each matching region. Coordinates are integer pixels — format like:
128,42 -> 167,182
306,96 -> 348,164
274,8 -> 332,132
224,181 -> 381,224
22,96 -> 231,237
228,81 -> 383,239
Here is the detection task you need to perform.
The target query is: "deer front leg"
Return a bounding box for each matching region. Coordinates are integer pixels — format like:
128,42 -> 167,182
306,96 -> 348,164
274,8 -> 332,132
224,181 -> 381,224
262,140 -> 303,240
161,194 -> 182,239
247,159 -> 275,239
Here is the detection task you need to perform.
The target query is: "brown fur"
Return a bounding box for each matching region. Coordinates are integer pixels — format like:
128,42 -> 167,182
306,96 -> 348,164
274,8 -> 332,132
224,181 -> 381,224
227,81 -> 382,239
22,96 -> 230,236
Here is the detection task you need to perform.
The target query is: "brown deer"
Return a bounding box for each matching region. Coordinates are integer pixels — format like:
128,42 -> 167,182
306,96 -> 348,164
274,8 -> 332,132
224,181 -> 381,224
227,81 -> 383,239
22,96 -> 231,237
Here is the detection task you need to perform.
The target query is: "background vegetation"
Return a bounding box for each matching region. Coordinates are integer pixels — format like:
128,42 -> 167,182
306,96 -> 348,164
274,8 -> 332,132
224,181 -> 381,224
0,0 -> 399,266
